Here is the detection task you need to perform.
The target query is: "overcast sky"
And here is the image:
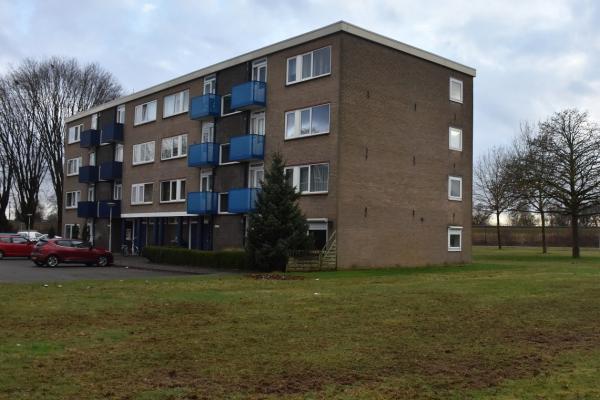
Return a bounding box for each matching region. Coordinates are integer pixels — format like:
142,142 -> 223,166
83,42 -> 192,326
1,0 -> 599,159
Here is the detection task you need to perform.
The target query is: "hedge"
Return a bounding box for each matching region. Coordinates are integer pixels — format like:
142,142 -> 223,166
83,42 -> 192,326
141,246 -> 248,269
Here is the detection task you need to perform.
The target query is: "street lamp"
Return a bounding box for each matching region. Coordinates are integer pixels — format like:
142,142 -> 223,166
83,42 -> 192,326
106,202 -> 116,253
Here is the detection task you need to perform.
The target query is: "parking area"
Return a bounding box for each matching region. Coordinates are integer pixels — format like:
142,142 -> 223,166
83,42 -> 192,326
0,258 -> 190,283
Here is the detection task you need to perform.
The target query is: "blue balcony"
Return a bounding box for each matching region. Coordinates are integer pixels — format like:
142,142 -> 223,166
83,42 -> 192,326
100,123 -> 124,143
189,94 -> 221,120
99,161 -> 122,181
187,192 -> 218,215
80,129 -> 99,148
78,166 -> 98,183
188,142 -> 220,167
228,188 -> 260,214
77,201 -> 97,218
229,134 -> 265,162
231,81 -> 266,110
97,200 -> 121,219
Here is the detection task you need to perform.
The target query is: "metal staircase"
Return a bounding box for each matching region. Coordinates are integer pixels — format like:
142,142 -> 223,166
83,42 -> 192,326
286,231 -> 337,272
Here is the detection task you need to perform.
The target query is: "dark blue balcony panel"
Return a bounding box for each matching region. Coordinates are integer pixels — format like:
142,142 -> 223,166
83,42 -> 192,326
99,161 -> 123,181
80,129 -> 100,148
188,142 -> 220,167
100,123 -> 124,143
97,200 -> 121,219
228,188 -> 260,214
229,134 -> 265,162
189,94 -> 221,120
78,166 -> 98,183
231,81 -> 266,110
77,201 -> 97,218
187,192 -> 219,215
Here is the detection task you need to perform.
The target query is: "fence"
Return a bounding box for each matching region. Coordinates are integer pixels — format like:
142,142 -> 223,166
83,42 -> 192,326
473,226 -> 600,248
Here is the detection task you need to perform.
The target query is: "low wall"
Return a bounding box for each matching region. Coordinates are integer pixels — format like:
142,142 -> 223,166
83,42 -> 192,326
473,226 -> 600,248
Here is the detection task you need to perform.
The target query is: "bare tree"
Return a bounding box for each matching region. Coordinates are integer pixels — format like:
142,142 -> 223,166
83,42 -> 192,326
0,148 -> 12,230
474,147 -> 514,249
8,57 -> 122,232
537,109 -> 600,258
472,203 -> 491,226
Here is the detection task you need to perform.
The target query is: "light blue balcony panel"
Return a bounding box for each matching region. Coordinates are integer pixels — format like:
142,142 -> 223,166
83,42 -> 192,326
231,81 -> 266,110
228,188 -> 260,214
187,192 -> 219,215
188,143 -> 220,167
189,94 -> 221,120
229,134 -> 265,162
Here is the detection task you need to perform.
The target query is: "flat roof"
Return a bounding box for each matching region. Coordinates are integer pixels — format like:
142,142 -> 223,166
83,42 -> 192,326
66,21 -> 476,123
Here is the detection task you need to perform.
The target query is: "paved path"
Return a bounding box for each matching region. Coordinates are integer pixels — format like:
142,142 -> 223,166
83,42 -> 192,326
113,255 -> 241,275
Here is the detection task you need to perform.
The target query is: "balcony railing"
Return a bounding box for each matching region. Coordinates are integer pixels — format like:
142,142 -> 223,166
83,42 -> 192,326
189,94 -> 221,120
187,192 -> 219,215
188,142 -> 220,167
80,129 -> 100,148
231,81 -> 266,110
229,134 -> 265,162
100,123 -> 124,143
97,200 -> 121,219
99,161 -> 123,181
78,166 -> 98,183
77,201 -> 97,218
228,188 -> 260,214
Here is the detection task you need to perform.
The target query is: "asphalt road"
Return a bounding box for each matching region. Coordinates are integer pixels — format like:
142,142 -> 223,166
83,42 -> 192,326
0,257 -> 189,283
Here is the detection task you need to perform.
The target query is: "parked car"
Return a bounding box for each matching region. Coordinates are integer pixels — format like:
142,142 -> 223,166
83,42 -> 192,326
18,231 -> 45,241
31,239 -> 113,267
0,234 -> 35,258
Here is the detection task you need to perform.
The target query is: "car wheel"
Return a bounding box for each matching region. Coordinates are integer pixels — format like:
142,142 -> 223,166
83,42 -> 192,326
97,256 -> 108,267
46,255 -> 59,267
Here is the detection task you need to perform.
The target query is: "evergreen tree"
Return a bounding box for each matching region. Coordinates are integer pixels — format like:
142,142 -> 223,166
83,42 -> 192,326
247,153 -> 309,271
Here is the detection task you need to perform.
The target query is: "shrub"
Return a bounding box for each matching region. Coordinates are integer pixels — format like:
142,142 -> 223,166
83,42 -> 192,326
141,246 -> 248,269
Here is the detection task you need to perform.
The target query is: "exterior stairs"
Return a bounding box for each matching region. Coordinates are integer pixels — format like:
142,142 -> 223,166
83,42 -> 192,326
287,231 -> 337,272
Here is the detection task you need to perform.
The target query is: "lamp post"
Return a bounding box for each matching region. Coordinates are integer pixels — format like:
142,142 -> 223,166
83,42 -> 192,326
26,213 -> 33,237
106,202 -> 116,253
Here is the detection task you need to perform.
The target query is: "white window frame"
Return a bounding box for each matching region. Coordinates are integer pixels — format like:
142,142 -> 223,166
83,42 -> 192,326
65,191 -> 81,209
161,134 -> 188,161
221,94 -> 241,117
89,152 -> 96,166
286,46 -> 332,85
285,103 -> 330,140
218,192 -> 230,214
66,157 -> 82,176
131,182 -> 154,205
203,75 -> 216,95
219,143 -> 238,166
91,113 -> 98,130
134,100 -> 157,126
64,224 -> 80,239
248,163 -> 264,189
88,185 -> 95,201
116,105 -> 126,124
250,111 -> 266,136
200,171 -> 213,192
201,122 -> 215,143
163,89 -> 190,118
448,226 -> 463,252
450,78 -> 463,104
449,127 -> 463,151
284,163 -> 329,194
113,183 -> 122,201
448,176 -> 463,201
252,58 -> 267,82
132,141 -> 155,165
68,124 -> 83,144
160,179 -> 186,203
114,143 -> 124,162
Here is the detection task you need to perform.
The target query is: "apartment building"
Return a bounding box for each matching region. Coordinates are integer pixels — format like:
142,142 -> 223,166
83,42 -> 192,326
63,21 -> 475,268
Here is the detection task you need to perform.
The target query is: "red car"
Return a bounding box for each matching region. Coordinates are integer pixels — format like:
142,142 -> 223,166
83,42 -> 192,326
0,234 -> 35,258
31,239 -> 113,267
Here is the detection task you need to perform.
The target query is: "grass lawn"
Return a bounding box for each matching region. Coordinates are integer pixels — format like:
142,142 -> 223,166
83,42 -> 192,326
2,246 -> 600,399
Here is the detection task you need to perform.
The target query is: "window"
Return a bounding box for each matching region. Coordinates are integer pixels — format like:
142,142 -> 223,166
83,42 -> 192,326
66,157 -> 82,176
200,171 -> 212,192
449,127 -> 463,151
131,183 -> 153,205
450,78 -> 463,103
114,183 -> 122,200
87,185 -> 95,201
68,124 -> 83,144
134,100 -> 157,125
250,111 -> 265,135
448,176 -> 462,201
64,224 -> 80,239
91,113 -> 98,130
249,163 -> 264,189
201,122 -> 214,143
161,134 -> 188,160
89,152 -> 96,166
132,141 -> 155,165
285,163 -> 329,194
203,75 -> 216,95
163,89 -> 189,118
448,227 -> 463,251
286,46 -> 331,84
285,104 -> 330,139
115,144 -> 124,162
218,193 -> 229,214
116,105 -> 125,124
220,143 -> 236,165
252,59 -> 267,82
160,179 -> 186,202
308,219 -> 328,250
65,191 -> 81,209
221,94 -> 239,116
12,237 -> 28,244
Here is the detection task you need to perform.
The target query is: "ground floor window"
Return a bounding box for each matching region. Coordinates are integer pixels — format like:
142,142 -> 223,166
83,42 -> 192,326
448,226 -> 463,251
307,219 -> 328,250
218,193 -> 229,214
64,224 -> 80,239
